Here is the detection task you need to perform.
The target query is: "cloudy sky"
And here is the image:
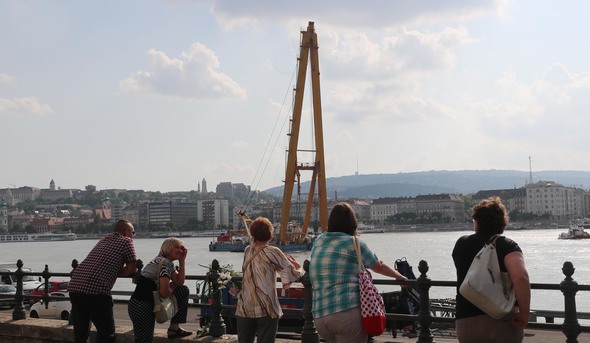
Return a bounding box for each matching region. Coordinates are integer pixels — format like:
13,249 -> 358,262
2,1 -> 589,193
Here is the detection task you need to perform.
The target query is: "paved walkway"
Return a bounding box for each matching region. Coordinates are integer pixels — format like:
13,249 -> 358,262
367,328 -> 584,343
2,304 -> 588,343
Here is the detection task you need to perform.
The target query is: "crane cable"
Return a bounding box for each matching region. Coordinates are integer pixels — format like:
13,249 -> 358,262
241,63 -> 298,210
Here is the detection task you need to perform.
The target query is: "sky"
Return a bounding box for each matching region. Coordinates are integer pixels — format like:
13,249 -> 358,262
2,0 -> 590,193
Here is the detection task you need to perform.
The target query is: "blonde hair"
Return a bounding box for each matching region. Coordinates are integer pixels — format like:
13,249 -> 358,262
158,237 -> 184,258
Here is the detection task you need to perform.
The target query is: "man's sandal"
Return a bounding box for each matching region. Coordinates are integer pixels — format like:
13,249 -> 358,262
167,327 -> 192,339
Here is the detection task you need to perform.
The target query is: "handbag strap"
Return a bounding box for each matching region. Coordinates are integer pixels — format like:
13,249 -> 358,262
487,234 -> 501,246
353,236 -> 365,272
242,246 -> 265,272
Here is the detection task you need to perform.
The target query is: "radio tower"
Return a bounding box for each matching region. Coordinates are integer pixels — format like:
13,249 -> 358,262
528,156 -> 533,184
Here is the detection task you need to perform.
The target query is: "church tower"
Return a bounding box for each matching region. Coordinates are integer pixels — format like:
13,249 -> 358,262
50,179 -> 56,191
202,178 -> 207,194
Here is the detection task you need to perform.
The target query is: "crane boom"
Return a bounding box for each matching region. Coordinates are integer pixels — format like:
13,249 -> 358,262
279,21 -> 329,244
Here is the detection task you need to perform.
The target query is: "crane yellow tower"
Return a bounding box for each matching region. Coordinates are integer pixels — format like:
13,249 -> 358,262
278,21 -> 329,244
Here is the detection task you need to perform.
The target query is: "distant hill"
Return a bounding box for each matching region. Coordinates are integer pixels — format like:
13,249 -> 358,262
264,170 -> 590,199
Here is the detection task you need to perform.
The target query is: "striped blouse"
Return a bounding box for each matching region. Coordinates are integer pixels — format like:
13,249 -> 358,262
235,244 -> 303,319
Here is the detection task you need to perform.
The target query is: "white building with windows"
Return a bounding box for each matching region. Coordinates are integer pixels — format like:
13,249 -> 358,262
525,180 -> 589,221
0,204 -> 7,232
197,198 -> 229,229
370,198 -> 398,224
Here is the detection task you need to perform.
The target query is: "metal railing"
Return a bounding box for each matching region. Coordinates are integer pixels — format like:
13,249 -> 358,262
1,258 -> 589,343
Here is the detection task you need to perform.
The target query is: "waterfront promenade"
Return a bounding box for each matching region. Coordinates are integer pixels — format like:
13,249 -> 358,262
1,303 -> 588,343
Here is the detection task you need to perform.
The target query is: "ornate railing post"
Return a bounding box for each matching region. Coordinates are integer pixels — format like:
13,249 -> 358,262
561,261 -> 580,343
207,259 -> 226,337
300,259 -> 319,343
11,259 -> 26,320
416,260 -> 434,343
41,264 -> 51,308
68,259 -> 78,325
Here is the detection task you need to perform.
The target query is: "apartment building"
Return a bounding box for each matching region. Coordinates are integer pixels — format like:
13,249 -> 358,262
197,198 -> 229,229
370,198 -> 398,224
0,204 -> 7,232
472,188 -> 527,213
525,180 -> 589,220
348,199 -> 371,222
148,201 -> 199,229
415,194 -> 465,223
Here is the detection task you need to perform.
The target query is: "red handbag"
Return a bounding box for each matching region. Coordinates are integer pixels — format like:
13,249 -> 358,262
354,237 -> 386,336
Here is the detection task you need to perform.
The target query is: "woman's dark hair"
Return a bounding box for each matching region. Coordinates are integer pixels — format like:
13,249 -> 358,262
471,197 -> 509,234
249,217 -> 273,242
327,202 -> 358,235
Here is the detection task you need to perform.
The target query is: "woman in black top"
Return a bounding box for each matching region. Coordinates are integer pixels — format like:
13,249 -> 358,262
452,197 -> 530,343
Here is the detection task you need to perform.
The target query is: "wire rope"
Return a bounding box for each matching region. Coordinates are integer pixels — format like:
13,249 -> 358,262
241,62 -> 298,210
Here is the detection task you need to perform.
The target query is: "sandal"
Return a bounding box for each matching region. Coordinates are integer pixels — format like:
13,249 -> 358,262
167,327 -> 193,339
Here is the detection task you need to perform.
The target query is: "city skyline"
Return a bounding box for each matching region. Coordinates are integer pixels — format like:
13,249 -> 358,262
2,1 -> 590,193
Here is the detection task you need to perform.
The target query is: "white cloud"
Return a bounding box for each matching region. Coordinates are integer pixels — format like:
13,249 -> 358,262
118,43 -> 247,100
0,97 -> 54,115
232,140 -> 250,150
0,73 -> 15,83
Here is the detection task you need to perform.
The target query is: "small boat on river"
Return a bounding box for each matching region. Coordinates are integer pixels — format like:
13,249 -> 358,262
357,222 -> 385,234
558,225 -> 590,240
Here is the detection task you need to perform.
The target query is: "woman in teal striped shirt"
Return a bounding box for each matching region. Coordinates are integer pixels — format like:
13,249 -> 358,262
309,202 -> 407,343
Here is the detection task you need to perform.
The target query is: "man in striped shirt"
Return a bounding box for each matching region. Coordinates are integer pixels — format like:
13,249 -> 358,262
68,220 -> 137,343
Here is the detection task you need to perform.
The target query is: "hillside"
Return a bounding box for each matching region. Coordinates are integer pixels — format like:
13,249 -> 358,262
264,170 -> 590,199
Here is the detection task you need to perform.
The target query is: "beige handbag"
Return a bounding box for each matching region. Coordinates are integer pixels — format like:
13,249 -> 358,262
153,259 -> 178,323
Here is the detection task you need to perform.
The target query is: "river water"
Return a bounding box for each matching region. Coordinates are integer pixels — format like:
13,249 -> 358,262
2,228 -> 589,314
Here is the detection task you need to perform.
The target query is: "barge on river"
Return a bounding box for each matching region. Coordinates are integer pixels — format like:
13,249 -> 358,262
0,232 -> 77,243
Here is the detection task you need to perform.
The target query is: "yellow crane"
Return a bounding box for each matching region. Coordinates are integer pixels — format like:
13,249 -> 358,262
278,21 -> 329,245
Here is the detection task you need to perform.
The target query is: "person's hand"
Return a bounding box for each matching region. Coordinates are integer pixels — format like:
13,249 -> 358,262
179,246 -> 188,261
287,255 -> 302,271
510,307 -> 529,329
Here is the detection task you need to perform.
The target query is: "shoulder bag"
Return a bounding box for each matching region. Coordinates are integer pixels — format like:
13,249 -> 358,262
459,234 -> 516,320
153,259 -> 179,323
353,236 -> 386,336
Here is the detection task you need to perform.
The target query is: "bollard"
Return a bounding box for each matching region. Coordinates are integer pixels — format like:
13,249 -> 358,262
207,259 -> 226,337
561,261 -> 581,343
416,260 -> 434,343
11,260 -> 26,320
41,264 -> 50,309
300,260 -> 319,343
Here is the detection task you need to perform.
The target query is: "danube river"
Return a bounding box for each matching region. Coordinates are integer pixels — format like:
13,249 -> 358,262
2,228 -> 589,314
